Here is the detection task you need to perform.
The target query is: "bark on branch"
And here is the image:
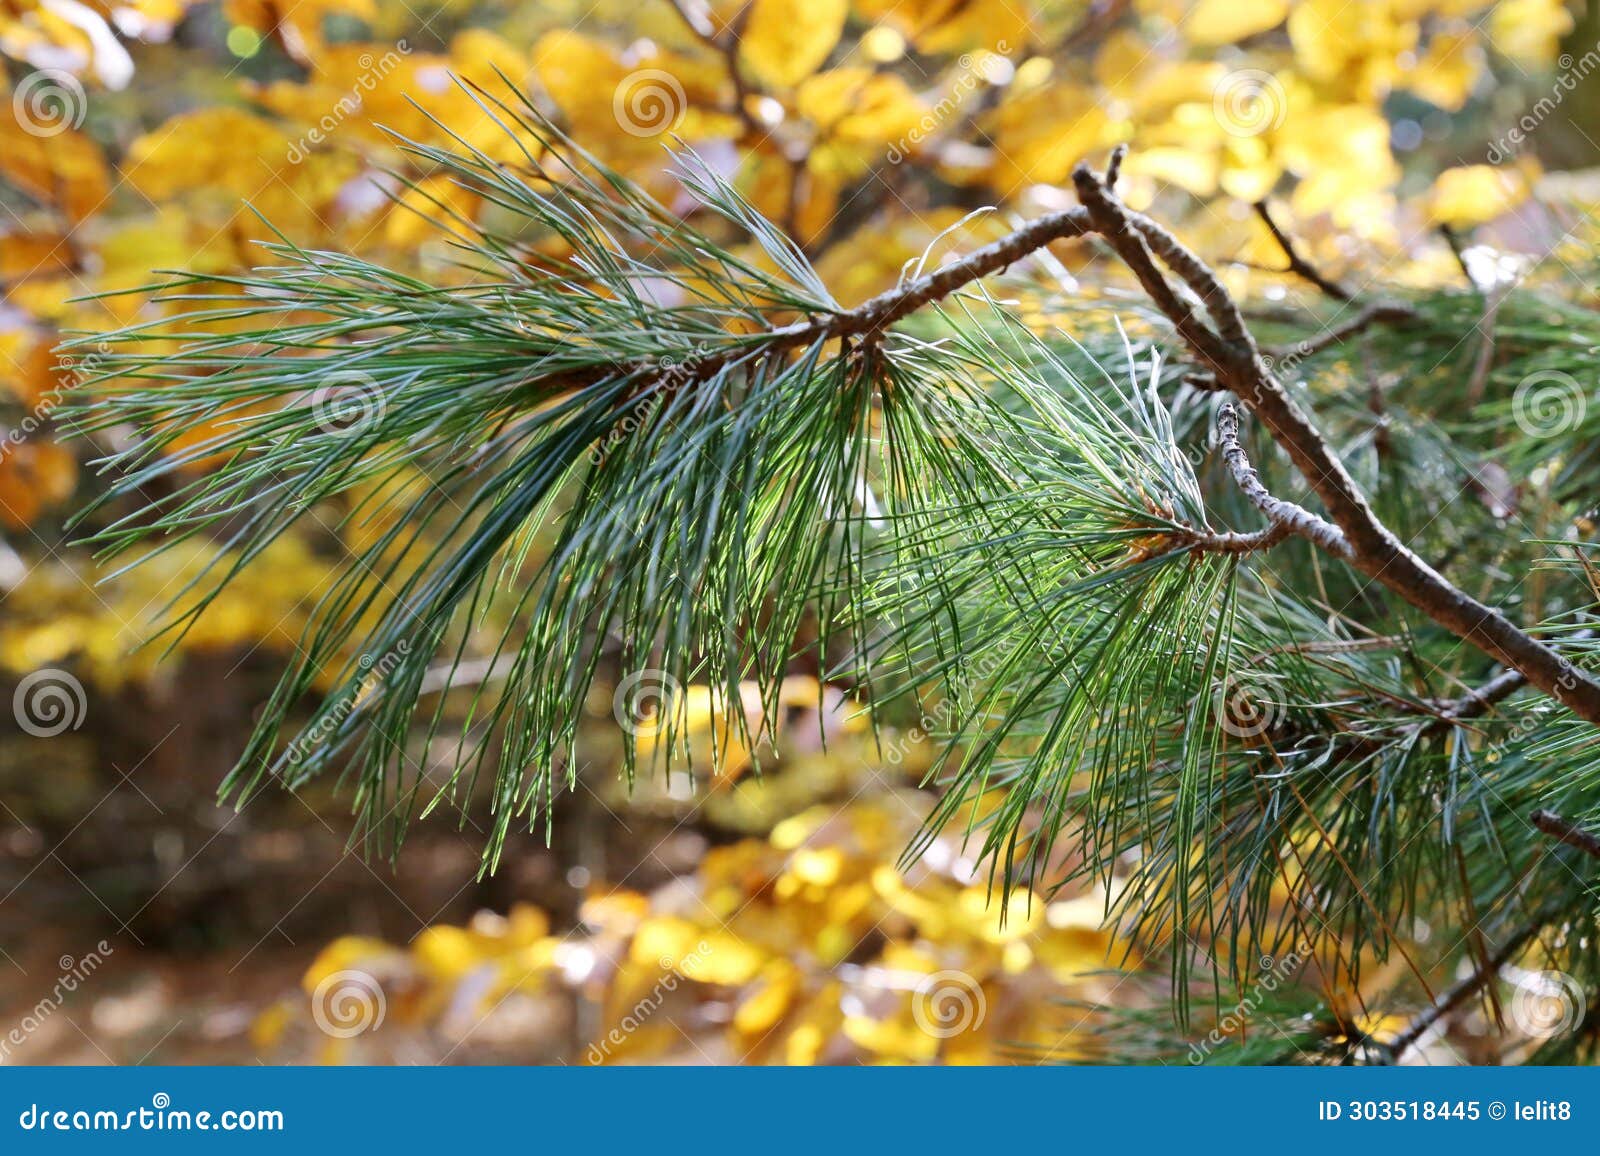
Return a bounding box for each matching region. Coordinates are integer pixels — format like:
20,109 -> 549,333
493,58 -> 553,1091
1215,403 -> 1351,558
1532,809 -> 1600,859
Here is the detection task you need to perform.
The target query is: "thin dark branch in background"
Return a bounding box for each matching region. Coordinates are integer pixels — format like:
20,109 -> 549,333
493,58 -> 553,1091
1440,222 -> 1478,287
1265,301 -> 1415,364
666,0 -> 760,138
1253,200 -> 1353,301
1382,919 -> 1548,1061
1466,283 -> 1507,408
1436,665 -> 1528,721
1060,0 -> 1134,50
1427,630 -> 1595,722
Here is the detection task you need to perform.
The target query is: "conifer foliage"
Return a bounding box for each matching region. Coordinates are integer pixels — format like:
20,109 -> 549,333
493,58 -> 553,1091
67,87 -> 1600,1060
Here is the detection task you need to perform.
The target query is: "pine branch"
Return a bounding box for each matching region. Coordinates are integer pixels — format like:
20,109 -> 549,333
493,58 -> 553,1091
1069,159 -> 1600,727
63,99 -> 1600,945
1435,665 -> 1528,721
1431,630 -> 1596,722
558,205 -> 1093,411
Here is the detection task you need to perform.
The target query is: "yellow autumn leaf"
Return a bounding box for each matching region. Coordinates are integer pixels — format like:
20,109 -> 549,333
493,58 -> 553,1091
733,959 -> 801,1034
739,0 -> 847,87
1276,102 -> 1398,214
1405,29 -> 1483,110
1219,134 -> 1283,202
797,67 -> 926,147
1186,0 -> 1289,46
953,885 -> 1044,943
534,29 -> 647,135
986,81 -> 1110,192
744,150 -> 841,248
249,1000 -> 294,1051
123,108 -> 289,201
1126,60 -> 1229,121
1122,146 -> 1219,198
0,440 -> 75,528
1487,0 -> 1574,65
1428,163 -> 1533,225
0,332 -> 59,409
842,1010 -> 941,1061
1288,0 -> 1418,99
854,0 -> 1029,55
222,0 -> 377,64
300,935 -> 401,993
781,980 -> 844,1064
683,932 -> 769,985
1091,28 -> 1156,99
630,915 -> 707,969
0,119 -> 109,223
0,229 -> 75,289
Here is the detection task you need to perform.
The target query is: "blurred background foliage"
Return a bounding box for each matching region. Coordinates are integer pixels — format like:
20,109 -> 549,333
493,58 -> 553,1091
1,0 -> 1598,1063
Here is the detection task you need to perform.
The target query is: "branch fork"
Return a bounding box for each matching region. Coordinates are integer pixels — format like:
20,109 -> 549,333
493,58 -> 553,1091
587,145 -> 1600,726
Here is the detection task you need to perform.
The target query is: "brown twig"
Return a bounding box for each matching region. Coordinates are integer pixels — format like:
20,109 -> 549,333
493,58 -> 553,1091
1433,666 -> 1529,721
665,0 -> 761,137
1424,630 -> 1594,722
1532,809 -> 1600,859
1253,200 -> 1353,301
1465,283 -> 1506,408
1104,142 -> 1127,191
1167,523 -> 1291,556
1264,301 -> 1416,366
551,205 -> 1092,405
1216,403 -> 1351,557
